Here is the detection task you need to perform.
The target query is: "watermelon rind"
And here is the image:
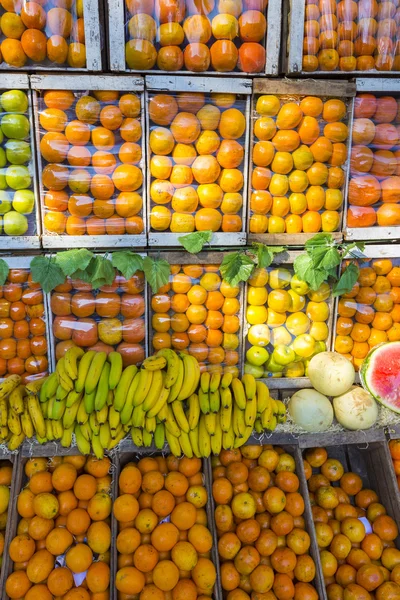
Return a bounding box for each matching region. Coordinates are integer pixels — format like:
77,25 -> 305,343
360,341 -> 400,414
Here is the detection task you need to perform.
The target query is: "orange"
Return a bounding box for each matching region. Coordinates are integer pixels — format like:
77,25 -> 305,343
46,35 -> 68,64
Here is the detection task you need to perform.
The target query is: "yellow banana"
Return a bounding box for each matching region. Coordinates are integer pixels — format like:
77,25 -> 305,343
56,357 -> 74,391
242,374 -> 257,400
165,405 -> 181,437
142,428 -> 153,447
261,403 -> 272,428
21,408 -> 34,438
117,371 -> 140,421
145,415 -> 156,433
108,426 -> 126,450
61,425 -> 73,447
256,381 -> 270,414
157,403 -> 169,423
200,371 -> 210,394
189,426 -> 201,458
27,395 -> 46,438
142,369 -> 164,412
131,426 -> 143,447
177,354 -> 197,401
143,355 -> 167,371
52,420 -> 64,440
147,386 -> 169,419
132,404 -> 146,429
154,422 -> 165,450
46,419 -> 54,441
210,372 -> 221,393
109,405 -> 121,434
107,390 -> 113,406
39,373 -> 58,403
66,389 -> 82,408
85,352 -> 107,395
234,425 -> 253,448
172,401 -> 190,433
276,400 -> 287,424
168,357 -> 184,402
0,374 -> 20,401
7,431 -> 25,451
211,419 -> 222,455
75,350 -> 96,393
77,398 -> 89,425
221,372 -> 233,389
100,422 -> 111,448
9,385 -> 24,415
75,424 -> 91,454
179,430 -> 193,458
231,378 -> 246,410
254,418 -> 263,434
245,396 -> 257,428
165,429 -> 181,457
0,398 -> 8,428
205,412 -> 216,436
187,355 -> 201,397
198,414 -> 210,458
199,389 -> 210,415
80,421 -> 92,441
233,403 -> 246,437
220,387 -> 232,409
89,412 -> 100,436
52,398 -> 66,420
8,409 -> 21,435
64,346 -> 84,380
220,404 -> 232,433
156,348 -> 180,389
94,362 -> 110,411
96,404 -> 108,424
41,399 -> 49,418
133,369 -> 153,406
63,400 -> 80,429
92,433 -> 104,459
188,393 -> 200,430
108,351 -> 123,390
263,410 -> 277,431
25,376 -> 46,396
222,422 -> 235,450
209,389 -> 220,413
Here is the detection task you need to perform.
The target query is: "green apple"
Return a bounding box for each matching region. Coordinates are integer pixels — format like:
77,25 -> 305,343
290,274 -> 310,295
270,325 -> 292,346
293,334 -> 316,358
5,140 -> 31,165
0,130 -> 3,145
247,323 -> 270,347
244,362 -> 264,378
0,191 -> 12,214
283,361 -> 305,377
3,211 -> 28,235
265,356 -> 284,373
0,171 -> 6,190
246,345 -> 269,366
312,341 -> 327,356
269,268 -> 292,289
0,149 -> 6,168
6,165 -> 31,190
1,114 -> 30,140
1,90 -> 28,113
272,344 -> 296,366
13,190 -> 35,214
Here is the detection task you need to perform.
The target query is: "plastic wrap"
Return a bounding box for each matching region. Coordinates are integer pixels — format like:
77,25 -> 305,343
38,88 -> 145,240
334,258 -> 400,371
245,265 -> 331,378
148,91 -> 247,236
0,88 -> 38,240
347,93 -> 400,230
123,0 -> 267,73
0,0 -> 88,69
249,93 -> 350,235
50,270 -> 146,367
302,0 -> 400,73
150,263 -> 242,375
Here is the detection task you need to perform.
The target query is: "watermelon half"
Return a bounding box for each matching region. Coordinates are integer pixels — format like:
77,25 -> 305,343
360,341 -> 400,413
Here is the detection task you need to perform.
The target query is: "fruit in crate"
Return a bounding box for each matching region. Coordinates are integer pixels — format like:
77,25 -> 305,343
389,440 -> 400,491
0,461 -> 12,569
360,341 -> 400,413
5,454 -> 111,599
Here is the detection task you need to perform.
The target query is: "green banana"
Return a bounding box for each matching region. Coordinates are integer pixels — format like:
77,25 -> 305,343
64,346 -> 84,380
210,389 -> 220,413
77,398 -> 89,425
156,348 -> 180,388
41,400 -> 49,419
242,374 -> 257,400
142,369 -> 163,411
84,389 -> 96,414
99,422 -> 111,448
231,378 -> 246,410
96,404 -> 108,424
133,369 -> 153,406
107,390 -> 114,406
61,425 -> 73,447
188,393 -> 200,430
165,429 -> 181,457
47,395 -> 55,419
168,357 -> 184,403
179,431 -> 193,458
199,389 -> 210,415
154,422 -> 165,449
85,352 -> 107,395
147,386 -> 169,419
220,403 -> 232,433
131,426 -> 143,447
75,350 -> 96,393
92,433 -> 104,459
210,372 -> 221,393
200,371 -> 210,394
63,400 -> 80,429
80,421 -> 92,441
108,351 -> 123,390
172,401 -> 190,433
198,414 -> 210,458
66,389 -> 82,408
75,424 -> 90,454
205,412 -> 216,436
189,426 -> 201,458
39,373 -> 57,403
52,398 -> 66,420
119,371 -> 140,419
94,362 -> 110,411
56,384 -> 68,401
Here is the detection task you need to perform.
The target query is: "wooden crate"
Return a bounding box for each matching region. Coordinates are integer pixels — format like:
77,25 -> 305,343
0,453 -> 19,597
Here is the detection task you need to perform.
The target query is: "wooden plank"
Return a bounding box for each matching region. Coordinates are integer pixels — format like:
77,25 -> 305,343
30,74 -> 144,91
298,428 -> 386,449
0,455 -> 18,597
146,76 -> 253,94
253,79 -> 356,97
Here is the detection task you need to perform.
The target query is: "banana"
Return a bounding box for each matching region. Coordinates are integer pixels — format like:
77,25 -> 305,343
210,372 -> 221,393
123,424 -> 130,433
99,422 -> 111,448
168,357 -> 184,403
145,416 -> 156,433
66,390 -> 82,408
21,408 -> 34,438
25,376 -> 46,396
8,409 -> 21,435
147,386 -> 169,419
220,403 -> 232,433
209,389 -> 220,413
89,412 -> 100,436
63,400 -> 80,429
177,354 -> 199,401
45,419 -> 54,441
75,424 -> 91,454
188,356 -> 201,397
245,396 -> 257,428
77,398 -> 89,425
27,395 -> 46,438
221,372 -> 233,389
222,422 -> 235,450
56,384 -> 69,401
143,356 -> 167,371
96,404 -> 108,424
220,387 -> 232,409
35,435 -> 48,444
188,393 -> 200,430
157,403 -> 168,423
94,362 -> 110,411
276,400 -> 287,424
117,371 -> 140,421
199,389 -> 210,415
233,403 -> 246,437
242,374 -> 257,400
179,430 -> 193,458
107,390 -> 114,406
7,432 -> 25,451
52,398 -> 66,420
205,412 -> 216,436
120,391 -> 135,425
0,374 -> 20,401
0,398 -> 7,428
131,426 -> 143,447
64,346 -> 84,380
80,421 -> 92,441
108,426 -> 125,450
142,428 -> 153,447
84,389 -> 96,414
154,422 -> 165,450
165,429 -> 181,457
56,357 -> 74,391
234,425 -> 253,448
41,399 -> 49,418
133,369 -> 153,406
132,405 -> 146,429
189,426 -> 201,458
256,381 -> 270,414
0,425 -> 8,441
271,399 -> 278,416
156,348 -> 180,389
142,370 -> 164,412
200,371 -> 210,394
254,418 -> 263,434
92,433 -> 104,459
61,425 -> 73,447
39,373 -> 57,403
171,401 -> 190,433
109,405 -> 121,435
85,352 -> 107,395
231,378 -> 246,410
52,421 -> 63,440
75,350 -> 96,393
198,414 -> 210,458
165,405 -> 181,438
9,385 -> 24,415
263,410 -> 277,431
211,420 -> 222,455
108,351 -> 123,390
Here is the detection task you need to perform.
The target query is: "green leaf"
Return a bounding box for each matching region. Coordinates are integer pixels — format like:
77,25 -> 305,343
305,233 -> 334,249
0,259 -> 9,286
111,251 -> 144,279
320,247 -> 341,271
30,256 -> 65,293
293,254 -> 327,291
143,257 -> 170,293
252,243 -> 287,269
90,256 -> 115,290
55,249 -> 94,277
342,241 -> 366,257
333,263 -> 359,297
178,231 -> 213,254
220,252 -> 255,287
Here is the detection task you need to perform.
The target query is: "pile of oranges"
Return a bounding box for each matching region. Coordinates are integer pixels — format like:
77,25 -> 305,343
39,89 -> 144,238
50,271 -> 146,367
212,445 -> 319,600
115,455 -> 217,600
305,446 -> 400,600
124,0 -> 267,73
0,461 -> 12,571
249,94 -> 349,235
0,268 -> 48,382
151,263 -> 241,374
0,0 -> 86,68
5,454 -> 112,600
302,0 -> 400,72
347,93 -> 400,229
148,92 -> 246,235
334,258 -> 400,370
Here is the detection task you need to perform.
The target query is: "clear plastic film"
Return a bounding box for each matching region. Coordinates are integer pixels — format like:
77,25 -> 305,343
50,271 -> 146,367
148,91 -> 247,235
0,0 -> 87,68
38,89 -> 145,239
249,93 -> 350,235
0,88 -> 37,239
245,265 -> 332,378
347,93 -> 400,229
124,0 -> 267,72
150,263 -> 242,375
302,0 -> 400,73
334,258 -> 400,371
0,268 -> 48,383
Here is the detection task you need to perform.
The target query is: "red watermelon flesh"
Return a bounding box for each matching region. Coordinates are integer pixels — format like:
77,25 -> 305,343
361,341 -> 400,413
